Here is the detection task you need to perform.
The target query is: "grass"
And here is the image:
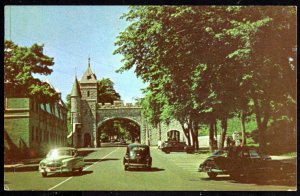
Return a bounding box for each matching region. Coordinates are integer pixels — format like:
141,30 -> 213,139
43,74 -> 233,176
199,115 -> 258,137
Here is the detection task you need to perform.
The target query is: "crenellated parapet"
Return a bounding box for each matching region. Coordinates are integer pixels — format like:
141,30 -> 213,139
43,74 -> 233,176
97,100 -> 141,109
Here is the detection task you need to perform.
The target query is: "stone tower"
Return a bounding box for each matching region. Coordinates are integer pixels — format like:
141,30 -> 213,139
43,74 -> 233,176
79,58 -> 98,147
70,76 -> 82,147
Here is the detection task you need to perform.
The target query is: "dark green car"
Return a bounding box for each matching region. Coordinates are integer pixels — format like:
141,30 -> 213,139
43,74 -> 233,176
123,144 -> 152,171
198,147 -> 274,179
161,141 -> 194,154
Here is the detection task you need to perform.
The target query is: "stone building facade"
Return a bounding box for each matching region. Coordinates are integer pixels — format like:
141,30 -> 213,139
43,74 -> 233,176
69,60 -> 185,147
4,95 -> 68,157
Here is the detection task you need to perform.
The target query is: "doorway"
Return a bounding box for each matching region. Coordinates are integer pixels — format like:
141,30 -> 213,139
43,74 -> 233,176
84,133 -> 91,147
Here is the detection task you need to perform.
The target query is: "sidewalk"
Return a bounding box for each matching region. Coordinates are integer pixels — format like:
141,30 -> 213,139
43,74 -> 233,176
270,155 -> 297,165
4,157 -> 43,172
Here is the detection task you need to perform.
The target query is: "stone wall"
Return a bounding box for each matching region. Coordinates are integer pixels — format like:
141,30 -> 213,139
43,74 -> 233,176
4,97 -> 68,158
145,120 -> 185,146
80,100 -> 96,147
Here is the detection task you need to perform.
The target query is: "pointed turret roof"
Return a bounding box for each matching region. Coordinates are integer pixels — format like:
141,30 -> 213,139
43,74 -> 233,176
71,77 -> 82,97
80,58 -> 97,83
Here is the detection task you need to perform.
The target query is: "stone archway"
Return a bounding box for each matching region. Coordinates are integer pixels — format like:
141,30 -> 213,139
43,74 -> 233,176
96,117 -> 141,147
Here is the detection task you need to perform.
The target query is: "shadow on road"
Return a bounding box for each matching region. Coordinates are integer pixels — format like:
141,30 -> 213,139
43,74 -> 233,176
77,149 -> 96,157
100,158 -> 120,162
201,172 -> 296,187
45,170 -> 93,178
100,144 -> 128,148
84,158 -> 119,165
127,167 -> 165,172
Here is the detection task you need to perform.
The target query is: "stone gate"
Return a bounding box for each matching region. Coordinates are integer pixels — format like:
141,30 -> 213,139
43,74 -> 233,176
68,60 -> 184,147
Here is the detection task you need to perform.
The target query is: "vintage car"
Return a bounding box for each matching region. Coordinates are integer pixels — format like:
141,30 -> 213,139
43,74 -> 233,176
120,139 -> 127,145
198,147 -> 276,179
123,144 -> 152,170
161,141 -> 194,154
39,147 -> 85,177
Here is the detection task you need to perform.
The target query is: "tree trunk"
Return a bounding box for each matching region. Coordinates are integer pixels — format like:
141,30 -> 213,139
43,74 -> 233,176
192,122 -> 199,150
219,116 -> 227,150
240,110 -> 247,145
181,123 -> 191,146
209,121 -> 215,151
158,122 -> 161,141
252,93 -> 270,153
214,120 -> 218,145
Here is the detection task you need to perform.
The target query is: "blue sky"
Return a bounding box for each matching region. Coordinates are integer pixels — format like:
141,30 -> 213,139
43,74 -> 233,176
4,6 -> 147,103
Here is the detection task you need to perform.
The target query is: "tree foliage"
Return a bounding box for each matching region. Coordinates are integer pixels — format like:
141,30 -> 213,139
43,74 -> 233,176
114,6 -> 296,151
97,78 -> 121,104
4,40 -> 59,103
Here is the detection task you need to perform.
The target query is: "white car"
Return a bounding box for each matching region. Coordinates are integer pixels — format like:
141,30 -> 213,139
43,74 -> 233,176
39,147 -> 85,177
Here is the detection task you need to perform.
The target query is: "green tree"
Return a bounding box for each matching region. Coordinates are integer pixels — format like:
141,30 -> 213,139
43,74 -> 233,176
114,6 -> 296,151
4,40 -> 59,103
97,78 -> 121,104
221,7 -> 296,151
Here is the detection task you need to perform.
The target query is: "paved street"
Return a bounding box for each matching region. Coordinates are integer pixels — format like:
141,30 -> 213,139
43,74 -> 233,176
4,145 -> 296,191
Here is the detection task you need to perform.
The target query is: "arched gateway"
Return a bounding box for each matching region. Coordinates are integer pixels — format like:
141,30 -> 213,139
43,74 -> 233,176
68,60 -> 183,148
68,59 -> 147,148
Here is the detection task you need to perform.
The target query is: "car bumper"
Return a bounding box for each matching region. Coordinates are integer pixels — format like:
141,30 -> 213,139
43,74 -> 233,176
124,163 -> 151,168
39,166 -> 72,173
198,166 -> 226,173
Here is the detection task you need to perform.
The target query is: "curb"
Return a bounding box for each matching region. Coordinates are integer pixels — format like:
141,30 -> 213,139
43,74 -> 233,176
4,164 -> 39,172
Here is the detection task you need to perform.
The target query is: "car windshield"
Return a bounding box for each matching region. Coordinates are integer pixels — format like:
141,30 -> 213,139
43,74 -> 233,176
47,149 -> 73,158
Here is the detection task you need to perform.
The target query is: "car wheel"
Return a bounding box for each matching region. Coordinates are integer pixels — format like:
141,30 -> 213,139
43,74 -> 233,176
124,165 -> 128,171
207,172 -> 218,179
165,150 -> 170,154
41,172 -> 47,177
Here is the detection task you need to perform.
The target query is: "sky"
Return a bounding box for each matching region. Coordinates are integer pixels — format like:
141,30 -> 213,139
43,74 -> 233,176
4,6 -> 147,103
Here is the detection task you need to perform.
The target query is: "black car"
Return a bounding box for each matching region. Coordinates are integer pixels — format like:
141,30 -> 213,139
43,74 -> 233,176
161,141 -> 194,154
123,144 -> 152,170
198,147 -> 276,179
120,140 -> 127,145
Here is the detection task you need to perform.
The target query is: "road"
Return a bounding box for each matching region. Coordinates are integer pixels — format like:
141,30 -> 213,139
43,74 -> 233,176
4,144 -> 296,191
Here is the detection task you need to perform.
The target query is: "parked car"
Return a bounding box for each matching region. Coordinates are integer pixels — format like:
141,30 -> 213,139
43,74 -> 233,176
120,140 -> 127,145
39,147 -> 85,177
198,147 -> 278,179
161,141 -> 194,154
123,144 -> 152,170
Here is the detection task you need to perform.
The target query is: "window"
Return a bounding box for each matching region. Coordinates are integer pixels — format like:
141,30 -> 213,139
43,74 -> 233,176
87,91 -> 90,97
